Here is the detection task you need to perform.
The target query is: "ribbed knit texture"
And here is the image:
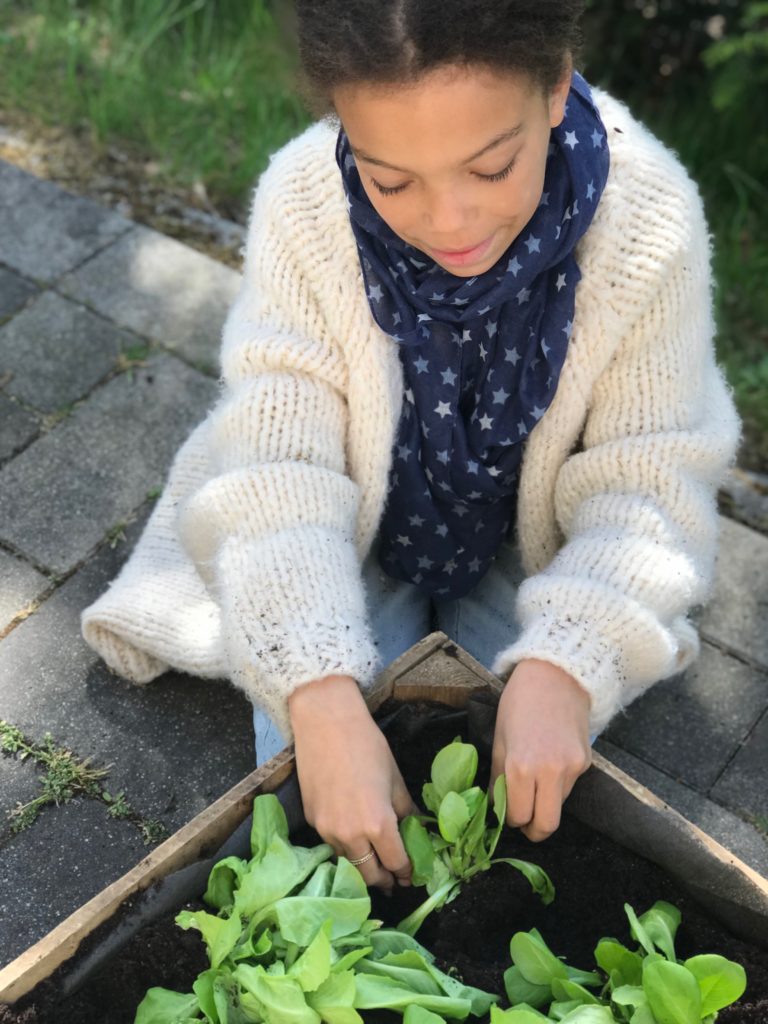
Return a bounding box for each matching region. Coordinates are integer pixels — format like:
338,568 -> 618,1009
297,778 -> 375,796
81,87 -> 741,738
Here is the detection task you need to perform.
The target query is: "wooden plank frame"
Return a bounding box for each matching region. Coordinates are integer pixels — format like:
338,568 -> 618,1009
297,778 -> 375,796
1,631 -> 767,1005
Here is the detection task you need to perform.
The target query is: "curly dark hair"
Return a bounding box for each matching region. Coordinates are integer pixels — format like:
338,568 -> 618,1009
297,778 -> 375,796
294,0 -> 585,118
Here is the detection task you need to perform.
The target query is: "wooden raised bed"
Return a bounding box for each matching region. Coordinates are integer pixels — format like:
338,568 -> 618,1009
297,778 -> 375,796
1,631 -> 767,1012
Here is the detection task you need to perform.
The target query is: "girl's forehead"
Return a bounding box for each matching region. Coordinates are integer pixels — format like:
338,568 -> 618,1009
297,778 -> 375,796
334,65 -> 545,151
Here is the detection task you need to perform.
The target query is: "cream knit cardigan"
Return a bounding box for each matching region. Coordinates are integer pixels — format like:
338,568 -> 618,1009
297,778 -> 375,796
81,87 -> 741,740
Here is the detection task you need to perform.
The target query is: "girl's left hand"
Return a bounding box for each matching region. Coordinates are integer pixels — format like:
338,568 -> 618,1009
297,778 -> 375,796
490,658 -> 593,842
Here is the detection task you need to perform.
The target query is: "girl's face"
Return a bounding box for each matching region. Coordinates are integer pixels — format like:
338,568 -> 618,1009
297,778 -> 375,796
333,63 -> 571,277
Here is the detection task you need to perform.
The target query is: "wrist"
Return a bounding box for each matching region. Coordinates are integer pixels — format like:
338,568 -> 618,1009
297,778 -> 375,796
288,674 -> 367,728
509,658 -> 591,708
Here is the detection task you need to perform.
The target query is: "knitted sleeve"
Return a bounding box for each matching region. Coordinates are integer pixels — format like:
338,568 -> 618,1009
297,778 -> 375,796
490,177 -> 742,735
174,144 -> 379,741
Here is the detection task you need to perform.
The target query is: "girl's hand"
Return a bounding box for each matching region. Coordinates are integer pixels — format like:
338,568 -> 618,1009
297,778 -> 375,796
288,674 -> 418,892
490,658 -> 592,842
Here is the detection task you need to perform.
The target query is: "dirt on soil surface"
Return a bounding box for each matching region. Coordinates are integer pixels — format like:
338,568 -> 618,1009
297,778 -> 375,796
1,699 -> 766,1023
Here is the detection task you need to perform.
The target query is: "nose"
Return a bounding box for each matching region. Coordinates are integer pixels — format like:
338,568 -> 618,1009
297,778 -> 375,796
422,186 -> 474,243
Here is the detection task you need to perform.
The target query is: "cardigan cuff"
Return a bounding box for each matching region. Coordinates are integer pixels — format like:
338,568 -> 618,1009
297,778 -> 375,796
489,576 -> 700,734
490,615 -> 625,735
215,525 -> 378,740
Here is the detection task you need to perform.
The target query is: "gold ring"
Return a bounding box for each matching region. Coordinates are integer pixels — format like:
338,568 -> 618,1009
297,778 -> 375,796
348,849 -> 376,867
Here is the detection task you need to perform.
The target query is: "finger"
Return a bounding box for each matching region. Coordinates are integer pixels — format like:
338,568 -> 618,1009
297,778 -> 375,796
369,811 -> 414,887
506,765 -> 535,829
391,774 -> 420,820
521,776 -> 564,843
345,841 -> 394,891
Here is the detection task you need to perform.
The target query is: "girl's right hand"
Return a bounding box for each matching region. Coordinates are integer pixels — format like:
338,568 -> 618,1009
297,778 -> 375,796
288,673 -> 418,892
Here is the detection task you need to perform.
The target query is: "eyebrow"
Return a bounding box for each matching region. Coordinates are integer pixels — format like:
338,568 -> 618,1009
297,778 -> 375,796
350,123 -> 524,174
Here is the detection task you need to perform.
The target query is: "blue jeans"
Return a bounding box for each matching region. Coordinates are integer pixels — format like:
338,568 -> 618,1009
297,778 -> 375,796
252,532 -> 597,764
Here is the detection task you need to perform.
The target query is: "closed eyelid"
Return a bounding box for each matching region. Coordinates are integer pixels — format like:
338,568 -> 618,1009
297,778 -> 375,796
371,153 -> 519,194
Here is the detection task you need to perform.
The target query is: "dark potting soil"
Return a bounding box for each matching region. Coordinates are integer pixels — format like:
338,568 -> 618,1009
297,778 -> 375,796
2,699 -> 766,1024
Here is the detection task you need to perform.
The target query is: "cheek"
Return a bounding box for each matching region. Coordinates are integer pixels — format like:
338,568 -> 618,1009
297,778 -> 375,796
368,192 -> 423,242
501,159 -> 547,219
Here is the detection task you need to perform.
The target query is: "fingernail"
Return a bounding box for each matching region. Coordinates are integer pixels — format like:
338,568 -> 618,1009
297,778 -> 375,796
396,877 -> 411,887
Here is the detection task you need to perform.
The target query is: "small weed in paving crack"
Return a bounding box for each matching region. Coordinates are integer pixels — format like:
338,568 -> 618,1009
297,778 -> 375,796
105,521 -> 128,548
0,721 -> 109,832
116,344 -> 151,381
41,401 -> 76,431
0,720 -> 169,845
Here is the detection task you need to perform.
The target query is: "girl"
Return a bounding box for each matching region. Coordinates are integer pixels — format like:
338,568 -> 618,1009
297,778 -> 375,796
81,1 -> 741,895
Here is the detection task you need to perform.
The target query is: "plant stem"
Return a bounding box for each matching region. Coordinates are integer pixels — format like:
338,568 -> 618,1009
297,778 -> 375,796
396,879 -> 459,938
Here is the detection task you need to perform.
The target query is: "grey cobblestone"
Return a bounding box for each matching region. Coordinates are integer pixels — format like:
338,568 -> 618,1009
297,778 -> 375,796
0,265 -> 39,321
694,516 -> 768,670
58,223 -> 240,369
0,352 -> 217,574
0,549 -> 50,632
0,798 -> 150,969
0,393 -> 39,463
0,756 -> 41,846
711,705 -> 768,823
0,291 -> 131,413
603,640 -> 768,792
0,161 -> 130,282
0,509 -> 255,968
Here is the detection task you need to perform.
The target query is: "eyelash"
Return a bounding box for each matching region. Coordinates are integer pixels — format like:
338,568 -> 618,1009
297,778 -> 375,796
372,157 -> 518,196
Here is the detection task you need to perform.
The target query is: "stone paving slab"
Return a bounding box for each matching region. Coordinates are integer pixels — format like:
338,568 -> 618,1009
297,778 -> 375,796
58,223 -> 241,370
695,516 -> 768,670
0,393 -> 39,463
0,351 -> 217,574
0,509 -> 256,844
0,161 -> 131,283
0,265 -> 38,321
711,707 -> 768,822
0,549 -> 50,633
0,756 -> 42,846
0,290 -> 133,413
0,797 -> 151,968
594,738 -> 768,879
602,640 -> 768,792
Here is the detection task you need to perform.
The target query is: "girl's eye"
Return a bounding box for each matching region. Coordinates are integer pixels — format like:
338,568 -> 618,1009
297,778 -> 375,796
476,157 -> 518,183
371,179 -> 409,196
370,156 -> 518,196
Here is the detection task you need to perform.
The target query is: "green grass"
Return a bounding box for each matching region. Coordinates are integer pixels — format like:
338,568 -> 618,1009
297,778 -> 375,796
0,1 -> 765,467
0,0 -> 310,212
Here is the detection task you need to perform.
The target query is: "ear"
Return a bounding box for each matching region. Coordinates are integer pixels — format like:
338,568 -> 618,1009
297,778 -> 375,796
547,56 -> 574,129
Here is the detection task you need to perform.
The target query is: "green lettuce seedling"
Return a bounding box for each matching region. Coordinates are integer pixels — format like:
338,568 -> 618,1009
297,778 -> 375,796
397,738 -> 555,937
599,901 -> 747,1024
497,900 -> 747,1023
133,792 -> 497,1023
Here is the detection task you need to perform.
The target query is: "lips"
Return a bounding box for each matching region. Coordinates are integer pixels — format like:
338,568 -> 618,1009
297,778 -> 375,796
429,234 -> 495,267
437,242 -> 485,254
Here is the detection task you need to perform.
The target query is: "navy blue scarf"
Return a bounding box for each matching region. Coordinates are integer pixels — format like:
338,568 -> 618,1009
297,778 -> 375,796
336,72 -> 610,598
